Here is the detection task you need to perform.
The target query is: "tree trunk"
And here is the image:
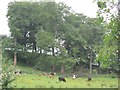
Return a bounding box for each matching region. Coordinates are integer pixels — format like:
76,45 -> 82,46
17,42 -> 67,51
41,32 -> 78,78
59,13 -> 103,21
52,47 -> 55,56
51,65 -> 55,72
61,65 -> 64,74
89,50 -> 92,79
14,39 -> 17,66
40,48 -> 42,54
32,42 -> 36,52
80,66 -> 84,77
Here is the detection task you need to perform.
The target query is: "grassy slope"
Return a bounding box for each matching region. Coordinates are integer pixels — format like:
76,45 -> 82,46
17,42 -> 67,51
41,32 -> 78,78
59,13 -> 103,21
10,64 -> 118,88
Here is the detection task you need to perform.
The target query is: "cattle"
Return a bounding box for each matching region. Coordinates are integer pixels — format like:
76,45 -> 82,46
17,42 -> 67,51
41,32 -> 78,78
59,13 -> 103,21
72,74 -> 78,79
49,72 -> 56,76
88,77 -> 92,81
14,69 -> 22,75
58,76 -> 66,82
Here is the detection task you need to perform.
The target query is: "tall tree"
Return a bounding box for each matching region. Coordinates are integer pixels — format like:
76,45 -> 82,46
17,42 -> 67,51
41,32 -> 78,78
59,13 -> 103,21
10,27 -> 22,66
63,13 -> 104,78
96,0 -> 118,69
7,2 -> 42,52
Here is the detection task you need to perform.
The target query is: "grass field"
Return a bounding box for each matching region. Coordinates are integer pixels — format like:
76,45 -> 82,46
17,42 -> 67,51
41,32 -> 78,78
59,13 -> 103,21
9,64 -> 118,88
9,74 -> 118,88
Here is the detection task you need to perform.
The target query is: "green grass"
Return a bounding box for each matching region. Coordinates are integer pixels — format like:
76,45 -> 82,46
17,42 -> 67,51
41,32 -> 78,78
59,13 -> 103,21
15,63 -> 42,74
9,64 -> 118,88
10,75 -> 118,88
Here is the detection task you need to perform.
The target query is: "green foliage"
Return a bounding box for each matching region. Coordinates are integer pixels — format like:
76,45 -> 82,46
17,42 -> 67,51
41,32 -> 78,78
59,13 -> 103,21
6,0 -> 111,73
2,36 -> 24,52
34,55 -> 75,72
2,37 -> 14,50
96,0 -> 118,68
96,46 -> 117,68
97,1 -> 106,9
63,58 -> 76,70
34,55 -> 58,71
1,58 -> 15,88
10,27 -> 23,39
15,63 -> 42,74
35,30 -> 55,49
17,51 -> 39,66
7,1 -> 70,52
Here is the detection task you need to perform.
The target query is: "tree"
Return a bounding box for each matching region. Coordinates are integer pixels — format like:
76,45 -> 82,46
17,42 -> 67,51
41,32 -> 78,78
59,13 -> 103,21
7,1 -> 41,52
63,13 -> 104,78
7,1 -> 71,52
96,0 -> 118,70
35,27 -> 55,54
10,27 -> 23,66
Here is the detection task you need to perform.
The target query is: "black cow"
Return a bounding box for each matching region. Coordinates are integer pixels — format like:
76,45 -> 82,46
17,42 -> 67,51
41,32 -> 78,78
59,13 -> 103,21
88,77 -> 92,81
58,76 -> 66,82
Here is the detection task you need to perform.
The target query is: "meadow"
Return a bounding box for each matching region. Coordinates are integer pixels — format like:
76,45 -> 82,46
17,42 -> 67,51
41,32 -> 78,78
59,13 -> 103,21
9,65 -> 118,88
10,74 -> 118,88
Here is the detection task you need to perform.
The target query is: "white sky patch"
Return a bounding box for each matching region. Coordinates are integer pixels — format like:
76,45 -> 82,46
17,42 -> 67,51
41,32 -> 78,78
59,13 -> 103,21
0,0 -> 98,36
55,0 -> 98,17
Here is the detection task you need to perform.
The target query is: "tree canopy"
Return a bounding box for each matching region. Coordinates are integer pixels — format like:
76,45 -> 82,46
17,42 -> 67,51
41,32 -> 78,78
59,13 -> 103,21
3,0 -> 118,74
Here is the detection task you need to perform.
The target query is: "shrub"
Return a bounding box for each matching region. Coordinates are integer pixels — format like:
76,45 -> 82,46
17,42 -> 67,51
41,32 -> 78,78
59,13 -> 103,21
34,55 -> 76,72
34,55 -> 57,71
1,58 -> 16,89
17,51 -> 39,66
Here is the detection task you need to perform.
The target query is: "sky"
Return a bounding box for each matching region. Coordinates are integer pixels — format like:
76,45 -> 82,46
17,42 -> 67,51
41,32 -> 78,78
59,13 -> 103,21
0,0 -> 98,36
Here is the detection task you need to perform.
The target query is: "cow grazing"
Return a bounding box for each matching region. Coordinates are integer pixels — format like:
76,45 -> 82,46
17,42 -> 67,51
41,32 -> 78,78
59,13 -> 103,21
14,69 -> 22,75
72,74 -> 78,79
49,72 -> 56,78
88,77 -> 92,81
58,76 -> 66,82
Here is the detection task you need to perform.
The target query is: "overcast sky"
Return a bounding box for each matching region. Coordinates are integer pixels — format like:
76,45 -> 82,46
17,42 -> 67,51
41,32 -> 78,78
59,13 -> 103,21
0,0 -> 98,36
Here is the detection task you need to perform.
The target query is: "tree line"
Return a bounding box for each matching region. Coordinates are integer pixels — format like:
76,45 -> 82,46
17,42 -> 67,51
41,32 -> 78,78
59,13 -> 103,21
1,0 -> 119,76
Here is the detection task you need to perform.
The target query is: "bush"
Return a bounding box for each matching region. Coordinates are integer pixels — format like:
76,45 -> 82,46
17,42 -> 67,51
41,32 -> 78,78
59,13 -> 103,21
1,58 -> 15,89
4,50 -> 39,67
34,55 -> 76,72
17,51 -> 39,66
34,55 -> 57,71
